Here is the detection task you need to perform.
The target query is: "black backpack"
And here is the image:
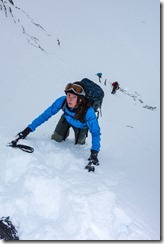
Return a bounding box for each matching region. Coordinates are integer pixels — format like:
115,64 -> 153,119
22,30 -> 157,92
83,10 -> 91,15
81,78 -> 104,117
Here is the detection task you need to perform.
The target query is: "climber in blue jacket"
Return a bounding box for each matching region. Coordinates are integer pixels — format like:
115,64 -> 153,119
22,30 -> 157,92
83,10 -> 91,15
17,81 -> 101,165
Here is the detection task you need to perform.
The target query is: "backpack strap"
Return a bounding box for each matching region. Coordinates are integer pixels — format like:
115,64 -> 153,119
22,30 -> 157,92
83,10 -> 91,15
61,98 -> 67,111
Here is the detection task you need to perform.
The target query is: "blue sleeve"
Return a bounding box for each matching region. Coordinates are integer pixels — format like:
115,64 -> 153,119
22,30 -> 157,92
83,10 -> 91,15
86,107 -> 101,152
28,96 -> 66,131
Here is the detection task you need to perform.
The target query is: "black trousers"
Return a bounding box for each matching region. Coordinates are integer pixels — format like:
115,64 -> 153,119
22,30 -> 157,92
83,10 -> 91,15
51,114 -> 88,145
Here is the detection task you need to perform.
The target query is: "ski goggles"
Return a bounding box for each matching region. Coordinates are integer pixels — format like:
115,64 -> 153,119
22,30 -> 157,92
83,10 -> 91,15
65,83 -> 85,96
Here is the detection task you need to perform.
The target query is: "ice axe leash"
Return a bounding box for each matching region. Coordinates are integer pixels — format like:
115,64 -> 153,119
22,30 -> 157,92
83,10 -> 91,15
7,136 -> 34,153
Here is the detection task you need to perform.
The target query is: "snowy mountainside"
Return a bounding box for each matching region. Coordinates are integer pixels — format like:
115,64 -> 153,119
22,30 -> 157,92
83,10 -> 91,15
0,0 -> 160,240
0,0 -> 58,52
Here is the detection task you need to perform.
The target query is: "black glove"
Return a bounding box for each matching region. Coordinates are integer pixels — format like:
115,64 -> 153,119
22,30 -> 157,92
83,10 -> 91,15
17,127 -> 32,139
88,150 -> 99,165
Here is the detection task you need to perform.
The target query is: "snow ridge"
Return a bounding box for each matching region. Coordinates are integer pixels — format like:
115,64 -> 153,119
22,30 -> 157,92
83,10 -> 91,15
0,0 -> 60,52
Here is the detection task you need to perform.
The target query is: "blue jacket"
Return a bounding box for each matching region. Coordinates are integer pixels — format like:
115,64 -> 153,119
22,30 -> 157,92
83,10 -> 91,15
28,96 -> 101,152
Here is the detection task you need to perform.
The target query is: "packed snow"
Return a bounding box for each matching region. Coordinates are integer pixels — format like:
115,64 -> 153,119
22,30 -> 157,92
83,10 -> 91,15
0,0 -> 160,240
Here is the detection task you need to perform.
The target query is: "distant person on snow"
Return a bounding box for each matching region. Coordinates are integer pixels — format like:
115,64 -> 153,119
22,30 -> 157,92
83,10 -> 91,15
111,81 -> 119,94
96,72 -> 102,83
17,81 -> 100,165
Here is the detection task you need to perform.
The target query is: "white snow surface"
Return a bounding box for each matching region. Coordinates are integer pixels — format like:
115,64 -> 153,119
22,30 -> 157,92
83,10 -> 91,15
0,0 -> 160,240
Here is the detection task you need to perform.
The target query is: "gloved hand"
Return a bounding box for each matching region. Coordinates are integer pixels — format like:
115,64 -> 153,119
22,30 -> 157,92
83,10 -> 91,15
17,127 -> 32,139
88,150 -> 99,165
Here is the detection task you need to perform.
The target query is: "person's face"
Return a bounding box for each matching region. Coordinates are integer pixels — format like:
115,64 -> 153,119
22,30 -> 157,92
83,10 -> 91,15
66,92 -> 78,108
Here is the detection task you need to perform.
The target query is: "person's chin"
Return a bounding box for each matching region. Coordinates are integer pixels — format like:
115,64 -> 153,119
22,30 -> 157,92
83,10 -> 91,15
68,103 -> 74,108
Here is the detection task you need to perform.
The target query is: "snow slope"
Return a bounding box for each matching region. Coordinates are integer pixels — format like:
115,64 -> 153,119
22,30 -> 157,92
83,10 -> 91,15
0,0 -> 160,240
